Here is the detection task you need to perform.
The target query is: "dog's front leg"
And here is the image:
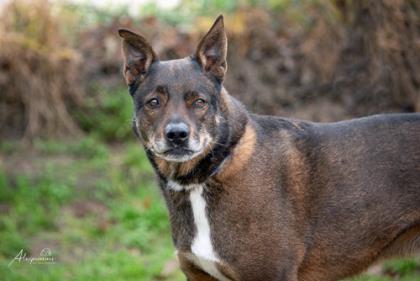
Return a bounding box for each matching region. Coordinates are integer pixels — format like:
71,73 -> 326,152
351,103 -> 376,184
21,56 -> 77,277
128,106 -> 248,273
184,270 -> 219,281
178,254 -> 219,281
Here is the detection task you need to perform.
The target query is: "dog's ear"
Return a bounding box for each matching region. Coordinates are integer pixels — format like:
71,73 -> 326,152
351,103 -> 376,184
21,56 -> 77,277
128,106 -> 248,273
195,15 -> 227,81
118,29 -> 157,85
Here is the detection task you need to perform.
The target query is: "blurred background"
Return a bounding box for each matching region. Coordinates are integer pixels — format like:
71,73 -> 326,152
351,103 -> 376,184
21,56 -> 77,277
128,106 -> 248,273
0,0 -> 419,280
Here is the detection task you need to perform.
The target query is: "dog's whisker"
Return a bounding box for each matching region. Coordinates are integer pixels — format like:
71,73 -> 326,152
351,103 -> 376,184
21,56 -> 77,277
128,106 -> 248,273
208,140 -> 230,147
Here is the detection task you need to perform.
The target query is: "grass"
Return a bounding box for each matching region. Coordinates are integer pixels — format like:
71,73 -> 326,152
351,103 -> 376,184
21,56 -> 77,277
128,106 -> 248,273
73,86 -> 134,142
0,138 -> 184,281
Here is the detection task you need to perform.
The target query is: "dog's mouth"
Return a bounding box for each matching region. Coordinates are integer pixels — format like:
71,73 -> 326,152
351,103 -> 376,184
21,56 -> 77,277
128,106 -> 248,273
154,147 -> 201,162
150,133 -> 212,163
163,147 -> 194,156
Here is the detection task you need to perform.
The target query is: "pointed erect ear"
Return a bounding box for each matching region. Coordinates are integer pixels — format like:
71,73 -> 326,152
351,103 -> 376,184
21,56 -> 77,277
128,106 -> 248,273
118,29 -> 157,85
195,15 -> 227,81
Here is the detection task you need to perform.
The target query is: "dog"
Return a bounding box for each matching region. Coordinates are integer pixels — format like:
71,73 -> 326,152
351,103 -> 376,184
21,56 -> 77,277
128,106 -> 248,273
118,15 -> 420,281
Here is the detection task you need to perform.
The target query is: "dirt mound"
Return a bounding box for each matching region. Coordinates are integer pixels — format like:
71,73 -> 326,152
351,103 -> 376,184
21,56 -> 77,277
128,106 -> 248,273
0,0 -> 83,140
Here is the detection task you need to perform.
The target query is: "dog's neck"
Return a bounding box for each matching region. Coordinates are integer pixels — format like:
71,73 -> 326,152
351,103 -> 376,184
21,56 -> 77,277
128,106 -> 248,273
145,89 -> 252,188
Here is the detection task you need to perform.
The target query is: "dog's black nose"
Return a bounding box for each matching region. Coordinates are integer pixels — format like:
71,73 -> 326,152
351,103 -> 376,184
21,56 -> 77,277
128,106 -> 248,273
165,122 -> 190,145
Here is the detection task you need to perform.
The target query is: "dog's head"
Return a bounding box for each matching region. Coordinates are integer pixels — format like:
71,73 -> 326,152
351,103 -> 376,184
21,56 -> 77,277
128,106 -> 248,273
119,16 -> 228,162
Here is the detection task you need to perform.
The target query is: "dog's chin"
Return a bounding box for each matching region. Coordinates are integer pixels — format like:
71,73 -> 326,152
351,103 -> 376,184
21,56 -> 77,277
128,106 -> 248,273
155,147 -> 204,163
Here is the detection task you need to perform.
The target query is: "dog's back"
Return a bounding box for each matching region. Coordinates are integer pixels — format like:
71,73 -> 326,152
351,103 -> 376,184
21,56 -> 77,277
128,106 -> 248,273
257,113 -> 420,280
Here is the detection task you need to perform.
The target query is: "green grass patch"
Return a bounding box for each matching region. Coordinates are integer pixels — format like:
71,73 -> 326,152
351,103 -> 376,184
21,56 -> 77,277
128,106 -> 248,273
73,86 -> 134,142
0,137 -> 183,281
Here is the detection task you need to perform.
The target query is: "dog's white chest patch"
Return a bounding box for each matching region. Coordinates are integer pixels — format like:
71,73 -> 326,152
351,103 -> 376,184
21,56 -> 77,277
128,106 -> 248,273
168,180 -> 200,191
188,185 -> 230,281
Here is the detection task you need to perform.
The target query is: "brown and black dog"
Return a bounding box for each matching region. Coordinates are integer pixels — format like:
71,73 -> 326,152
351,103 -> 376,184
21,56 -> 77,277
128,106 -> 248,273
118,15 -> 420,281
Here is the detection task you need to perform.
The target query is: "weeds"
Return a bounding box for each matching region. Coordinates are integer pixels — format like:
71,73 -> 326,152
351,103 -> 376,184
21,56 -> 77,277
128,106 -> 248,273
73,86 -> 133,142
0,136 -> 182,281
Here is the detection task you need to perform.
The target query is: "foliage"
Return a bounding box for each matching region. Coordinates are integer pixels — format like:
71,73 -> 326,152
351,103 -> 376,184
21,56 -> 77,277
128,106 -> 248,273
0,137 -> 183,281
73,86 -> 134,142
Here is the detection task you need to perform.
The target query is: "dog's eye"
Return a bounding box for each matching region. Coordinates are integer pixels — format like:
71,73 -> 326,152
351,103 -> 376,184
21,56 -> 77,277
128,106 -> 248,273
146,98 -> 160,108
193,98 -> 207,109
